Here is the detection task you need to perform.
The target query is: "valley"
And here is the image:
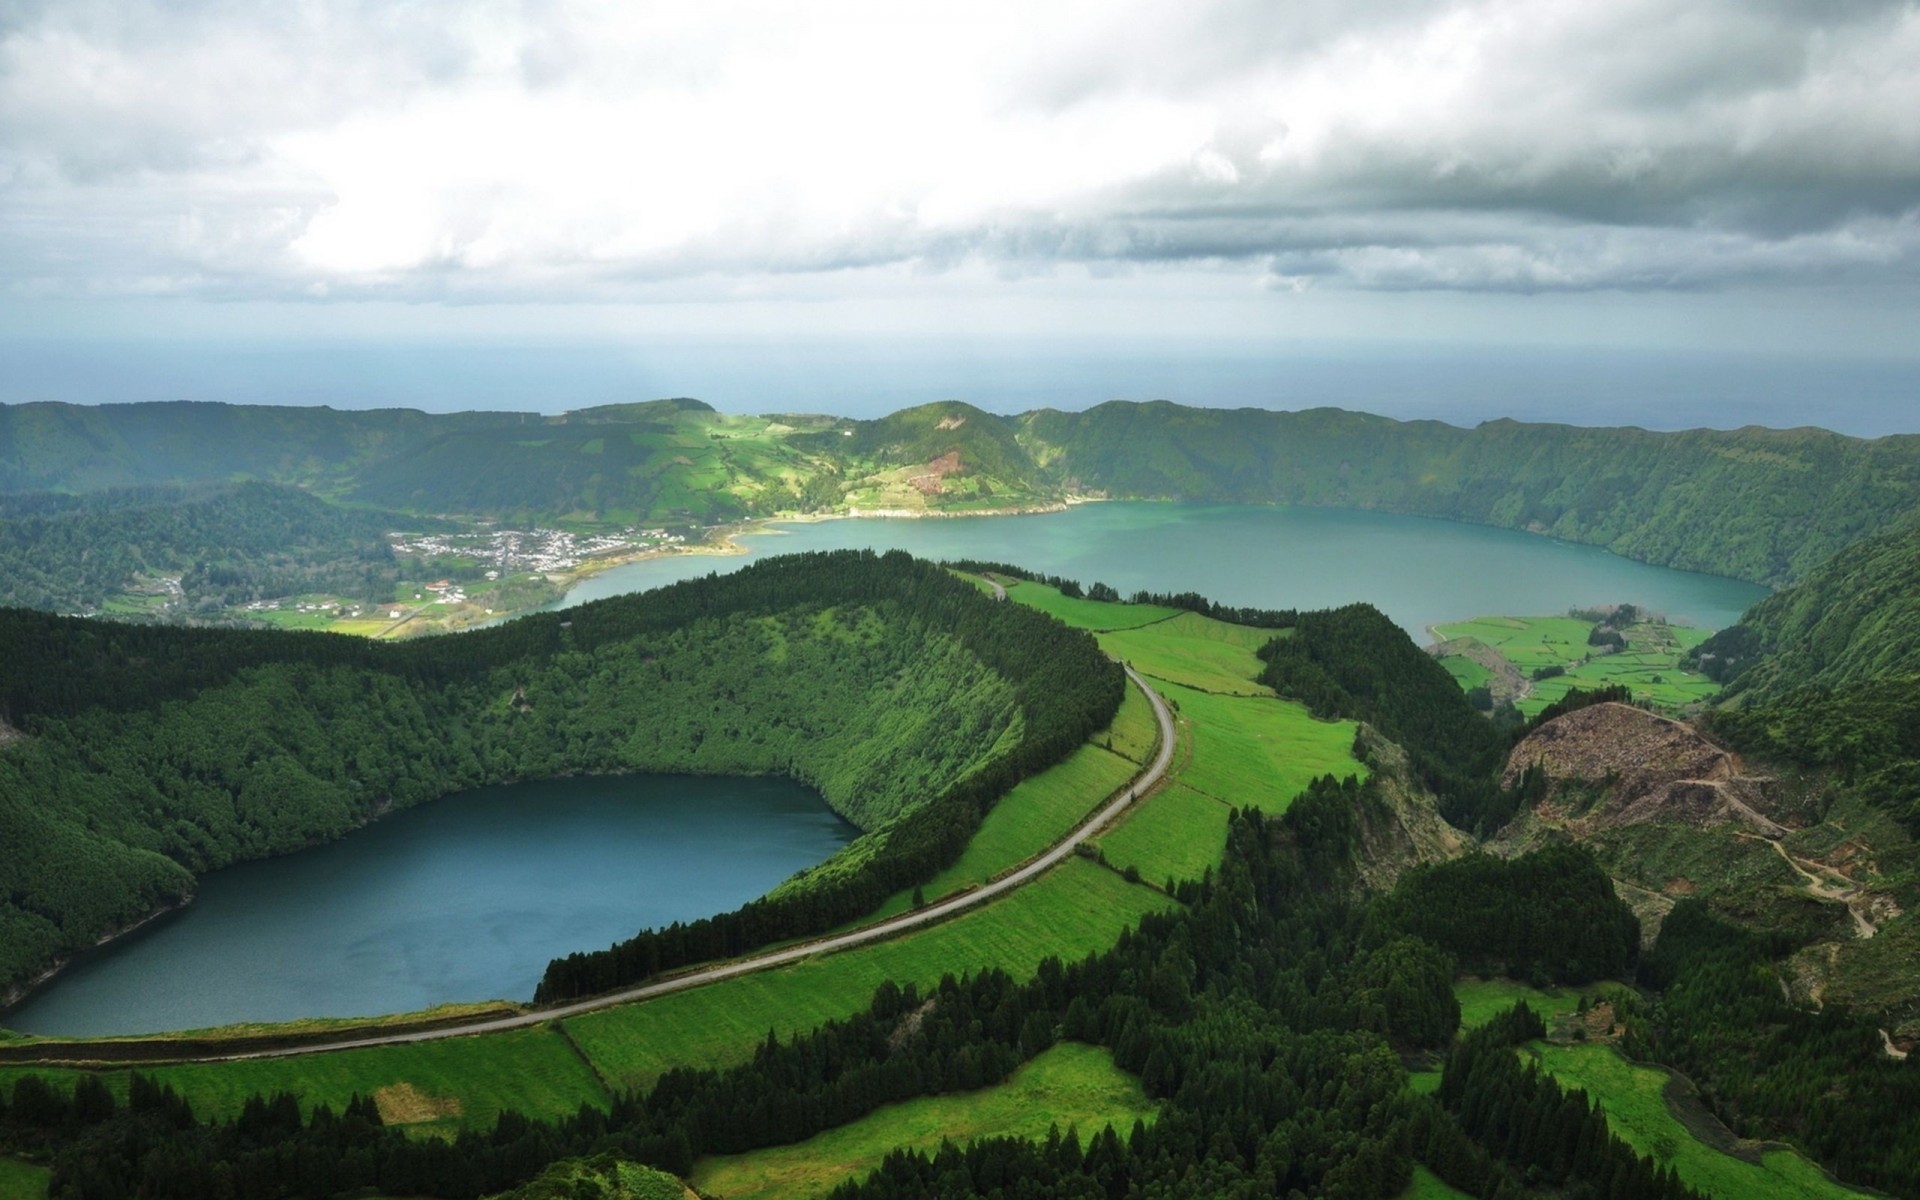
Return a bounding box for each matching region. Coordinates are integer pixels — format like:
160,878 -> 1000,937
2,403 -> 1919,1200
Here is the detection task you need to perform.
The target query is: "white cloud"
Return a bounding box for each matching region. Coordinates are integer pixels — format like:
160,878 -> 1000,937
1,0 -> 1918,301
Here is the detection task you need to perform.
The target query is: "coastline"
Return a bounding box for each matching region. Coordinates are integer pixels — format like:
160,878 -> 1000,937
1,897 -> 192,1021
431,496 -> 1089,633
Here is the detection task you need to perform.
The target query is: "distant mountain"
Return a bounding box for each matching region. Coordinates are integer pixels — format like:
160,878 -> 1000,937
6,398 -> 1920,586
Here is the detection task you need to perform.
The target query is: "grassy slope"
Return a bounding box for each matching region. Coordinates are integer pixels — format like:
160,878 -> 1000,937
565,859 -> 1172,1093
689,1042 -> 1156,1200
1097,783 -> 1234,887
1433,615 -> 1719,715
1402,1165 -> 1474,1199
1154,683 -> 1366,812
1005,582 -> 1179,631
0,1160 -> 47,1200
1525,1043 -> 1869,1200
1097,612 -> 1275,696
1409,980 -> 1863,1200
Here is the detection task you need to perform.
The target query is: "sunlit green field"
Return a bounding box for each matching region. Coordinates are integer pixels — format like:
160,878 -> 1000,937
1096,612 -> 1276,696
1431,616 -> 1593,673
1401,1165 -> 1473,1199
689,1042 -> 1156,1200
860,741 -> 1138,922
1096,783 -> 1232,886
1005,581 -> 1179,630
1455,978 -> 1584,1030
1432,615 -> 1719,714
564,859 -> 1174,1093
1526,1043 -> 1869,1200
1157,683 -> 1366,812
0,1159 -> 48,1200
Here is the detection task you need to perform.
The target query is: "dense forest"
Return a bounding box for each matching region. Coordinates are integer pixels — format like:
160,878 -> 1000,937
1690,518 -> 1920,699
0,791 -> 1690,1200
7,398 -> 1920,585
0,551 -> 1121,998
0,482 -> 439,615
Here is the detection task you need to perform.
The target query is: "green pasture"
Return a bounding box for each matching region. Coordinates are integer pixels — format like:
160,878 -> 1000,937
1401,1165 -> 1473,1199
1439,656 -> 1494,692
1096,783 -> 1232,886
1455,978 -> 1584,1031
1526,1043 -> 1869,1200
0,1160 -> 48,1200
860,741 -> 1138,923
1096,612 -> 1276,696
147,1027 -> 606,1131
1159,683 -> 1366,812
689,1042 -> 1156,1200
1098,685 -> 1163,767
564,859 -> 1174,1094
1005,581 -> 1179,631
1433,616 -> 1721,714
1431,616 -> 1593,673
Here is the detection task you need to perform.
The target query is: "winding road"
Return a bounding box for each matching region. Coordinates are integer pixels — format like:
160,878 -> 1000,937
21,659 -> 1175,1066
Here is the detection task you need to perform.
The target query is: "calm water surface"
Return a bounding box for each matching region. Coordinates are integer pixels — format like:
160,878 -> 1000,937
7,775 -> 852,1036
567,503 -> 1768,635
14,503 -> 1765,1035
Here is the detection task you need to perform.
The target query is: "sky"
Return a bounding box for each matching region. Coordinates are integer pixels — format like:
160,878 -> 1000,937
3,0 -> 1919,429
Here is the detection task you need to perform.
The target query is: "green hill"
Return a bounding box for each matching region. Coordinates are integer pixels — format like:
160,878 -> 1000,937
1020,402 -> 1920,585
10,399 -> 1920,585
1692,520 -> 1920,700
0,483 -> 443,615
0,551 -> 1121,999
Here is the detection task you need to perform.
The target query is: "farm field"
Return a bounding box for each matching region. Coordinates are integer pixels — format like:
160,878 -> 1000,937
1096,612 -> 1276,696
1455,978 -> 1585,1031
1005,580 -> 1179,630
688,1042 -> 1156,1200
0,1159 -> 47,1200
1402,1165 -> 1474,1199
1525,1043 -> 1869,1200
858,740 -> 1138,923
146,1027 -> 608,1132
1431,615 -> 1719,715
1096,782 -> 1232,886
1157,683 -> 1365,812
563,859 -> 1173,1094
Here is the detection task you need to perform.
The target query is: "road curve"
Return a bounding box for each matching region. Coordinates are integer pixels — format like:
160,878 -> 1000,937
34,664 -> 1175,1066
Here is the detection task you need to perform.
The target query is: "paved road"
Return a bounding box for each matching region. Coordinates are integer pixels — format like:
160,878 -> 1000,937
34,663 -> 1174,1065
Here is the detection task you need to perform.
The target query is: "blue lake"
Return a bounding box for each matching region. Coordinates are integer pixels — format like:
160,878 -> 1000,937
6,774 -> 853,1036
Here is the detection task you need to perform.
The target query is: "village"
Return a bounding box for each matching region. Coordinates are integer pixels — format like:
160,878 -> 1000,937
387,525 -> 683,575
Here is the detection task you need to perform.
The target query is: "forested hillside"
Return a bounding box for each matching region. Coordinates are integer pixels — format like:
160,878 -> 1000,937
1021,402 -> 1920,586
0,483 -> 438,614
0,551 -> 1121,999
1692,520 -> 1920,699
6,800 -> 1693,1200
7,398 -> 1920,586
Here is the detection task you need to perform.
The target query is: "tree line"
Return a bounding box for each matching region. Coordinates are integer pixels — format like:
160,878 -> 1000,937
0,551 -> 1122,999
2,790 -> 1682,1200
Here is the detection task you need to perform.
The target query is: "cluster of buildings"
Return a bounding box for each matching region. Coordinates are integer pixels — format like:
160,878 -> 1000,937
388,526 -> 680,575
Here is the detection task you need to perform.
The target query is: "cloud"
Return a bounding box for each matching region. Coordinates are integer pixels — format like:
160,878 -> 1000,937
2,0 -> 1918,301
